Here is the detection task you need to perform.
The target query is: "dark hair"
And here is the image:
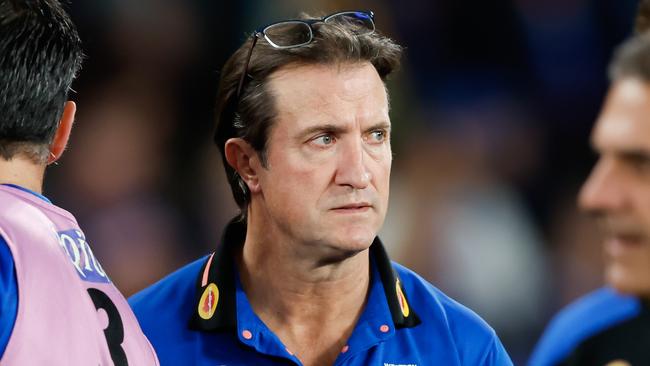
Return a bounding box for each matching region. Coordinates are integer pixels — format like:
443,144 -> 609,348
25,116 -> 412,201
214,12 -> 403,219
636,0 -> 650,34
609,32 -> 650,82
0,0 -> 83,163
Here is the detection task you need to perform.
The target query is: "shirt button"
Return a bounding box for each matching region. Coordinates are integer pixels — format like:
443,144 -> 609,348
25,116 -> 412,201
341,345 -> 349,353
379,324 -> 390,333
242,330 -> 253,340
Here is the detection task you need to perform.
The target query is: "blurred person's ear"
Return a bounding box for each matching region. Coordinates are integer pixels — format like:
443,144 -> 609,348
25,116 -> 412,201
48,101 -> 76,165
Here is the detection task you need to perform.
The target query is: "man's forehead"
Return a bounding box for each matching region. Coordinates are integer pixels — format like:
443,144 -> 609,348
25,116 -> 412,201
593,78 -> 650,149
269,62 -> 383,97
270,60 -> 377,77
267,61 -> 389,124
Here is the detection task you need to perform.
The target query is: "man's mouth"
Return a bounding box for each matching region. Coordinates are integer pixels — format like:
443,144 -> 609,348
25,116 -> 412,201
331,202 -> 372,212
604,234 -> 646,257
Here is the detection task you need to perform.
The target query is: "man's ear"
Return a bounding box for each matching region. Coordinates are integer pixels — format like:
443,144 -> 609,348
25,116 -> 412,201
224,138 -> 262,193
48,101 -> 76,165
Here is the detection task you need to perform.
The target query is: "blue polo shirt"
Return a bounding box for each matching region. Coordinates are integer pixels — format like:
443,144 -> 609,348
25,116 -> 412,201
130,219 -> 512,365
529,287 -> 649,366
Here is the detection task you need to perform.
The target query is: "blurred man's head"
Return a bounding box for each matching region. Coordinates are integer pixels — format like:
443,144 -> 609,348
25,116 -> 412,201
213,11 -> 402,220
579,33 -> 650,297
0,0 -> 82,164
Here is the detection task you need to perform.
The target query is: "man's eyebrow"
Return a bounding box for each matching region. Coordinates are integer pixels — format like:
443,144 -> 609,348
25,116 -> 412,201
297,124 -> 347,139
296,121 -> 392,140
617,148 -> 650,160
364,121 -> 392,133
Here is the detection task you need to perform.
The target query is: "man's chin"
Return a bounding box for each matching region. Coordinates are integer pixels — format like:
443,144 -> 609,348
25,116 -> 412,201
605,265 -> 650,297
335,234 -> 375,252
321,228 -> 375,254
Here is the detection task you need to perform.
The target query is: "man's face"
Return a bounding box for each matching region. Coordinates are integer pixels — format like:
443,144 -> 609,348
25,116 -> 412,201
579,78 -> 650,297
254,62 -> 391,255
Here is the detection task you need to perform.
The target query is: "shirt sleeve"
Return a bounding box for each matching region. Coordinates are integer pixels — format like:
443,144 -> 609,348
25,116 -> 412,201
0,234 -> 18,358
480,335 -> 514,366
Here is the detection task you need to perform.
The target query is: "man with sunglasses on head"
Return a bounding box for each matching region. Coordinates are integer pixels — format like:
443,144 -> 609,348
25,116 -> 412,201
0,1 -> 159,365
131,10 -> 512,366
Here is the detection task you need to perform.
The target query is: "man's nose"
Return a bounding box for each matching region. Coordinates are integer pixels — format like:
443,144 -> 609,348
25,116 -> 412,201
334,138 -> 371,189
578,158 -> 627,215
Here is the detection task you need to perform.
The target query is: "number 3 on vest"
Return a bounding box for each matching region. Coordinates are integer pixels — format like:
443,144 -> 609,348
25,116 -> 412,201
87,288 -> 128,366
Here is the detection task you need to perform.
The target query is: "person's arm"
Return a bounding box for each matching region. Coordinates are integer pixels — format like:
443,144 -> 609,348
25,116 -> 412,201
0,235 -> 18,359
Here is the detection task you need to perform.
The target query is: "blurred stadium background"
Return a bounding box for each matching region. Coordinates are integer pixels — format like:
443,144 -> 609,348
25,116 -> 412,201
47,0 -> 638,363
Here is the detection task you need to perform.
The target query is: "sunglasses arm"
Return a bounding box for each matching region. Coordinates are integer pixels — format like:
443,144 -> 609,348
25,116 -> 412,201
237,35 -> 259,98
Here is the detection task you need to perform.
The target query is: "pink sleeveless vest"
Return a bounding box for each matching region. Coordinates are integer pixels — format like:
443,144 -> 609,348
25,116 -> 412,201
0,185 -> 159,365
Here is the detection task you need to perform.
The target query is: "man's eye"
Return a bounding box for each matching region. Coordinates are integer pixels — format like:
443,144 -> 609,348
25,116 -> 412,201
313,134 -> 335,146
631,158 -> 650,173
621,152 -> 650,173
369,130 -> 387,143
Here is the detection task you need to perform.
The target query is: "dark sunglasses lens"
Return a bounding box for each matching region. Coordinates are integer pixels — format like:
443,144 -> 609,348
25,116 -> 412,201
325,12 -> 375,35
264,21 -> 312,48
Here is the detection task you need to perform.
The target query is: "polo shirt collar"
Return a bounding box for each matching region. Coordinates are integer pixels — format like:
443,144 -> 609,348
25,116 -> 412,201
188,218 -> 420,333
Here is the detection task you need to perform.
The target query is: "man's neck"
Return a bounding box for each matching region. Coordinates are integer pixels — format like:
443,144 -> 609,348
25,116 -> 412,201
0,156 -> 45,194
238,218 -> 371,366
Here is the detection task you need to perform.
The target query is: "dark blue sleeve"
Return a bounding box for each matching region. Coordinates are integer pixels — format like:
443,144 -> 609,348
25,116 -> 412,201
528,288 -> 640,366
0,235 -> 18,358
